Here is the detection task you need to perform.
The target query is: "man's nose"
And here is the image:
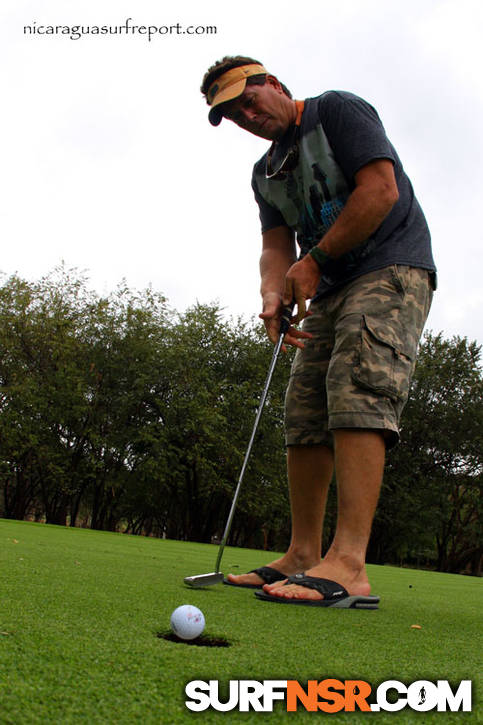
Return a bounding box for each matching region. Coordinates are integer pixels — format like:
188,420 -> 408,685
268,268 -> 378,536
241,107 -> 257,124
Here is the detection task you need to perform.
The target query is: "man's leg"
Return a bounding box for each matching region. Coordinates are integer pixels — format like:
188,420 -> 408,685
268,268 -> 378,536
263,429 -> 385,599
226,443 -> 333,586
263,267 -> 432,599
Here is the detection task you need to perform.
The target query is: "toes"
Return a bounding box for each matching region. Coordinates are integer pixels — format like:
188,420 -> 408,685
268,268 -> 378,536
268,584 -> 323,601
262,578 -> 288,592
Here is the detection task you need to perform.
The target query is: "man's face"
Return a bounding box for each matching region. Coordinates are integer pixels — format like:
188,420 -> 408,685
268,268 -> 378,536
222,76 -> 294,141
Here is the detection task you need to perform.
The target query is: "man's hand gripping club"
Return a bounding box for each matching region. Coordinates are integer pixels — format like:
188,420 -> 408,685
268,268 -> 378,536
259,253 -> 321,351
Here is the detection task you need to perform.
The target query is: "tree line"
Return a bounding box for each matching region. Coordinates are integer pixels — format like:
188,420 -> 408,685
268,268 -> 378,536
0,268 -> 481,575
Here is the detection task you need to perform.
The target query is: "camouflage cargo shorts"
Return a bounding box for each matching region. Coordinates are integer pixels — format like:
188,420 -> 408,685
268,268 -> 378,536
285,265 -> 434,449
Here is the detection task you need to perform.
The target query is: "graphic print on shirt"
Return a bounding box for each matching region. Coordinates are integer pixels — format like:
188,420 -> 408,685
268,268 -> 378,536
256,122 -> 351,257
253,91 -> 435,297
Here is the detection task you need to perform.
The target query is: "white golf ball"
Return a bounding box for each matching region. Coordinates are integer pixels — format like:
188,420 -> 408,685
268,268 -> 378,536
170,604 -> 205,640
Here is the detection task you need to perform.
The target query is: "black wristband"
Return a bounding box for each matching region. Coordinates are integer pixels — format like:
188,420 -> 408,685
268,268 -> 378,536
308,245 -> 330,270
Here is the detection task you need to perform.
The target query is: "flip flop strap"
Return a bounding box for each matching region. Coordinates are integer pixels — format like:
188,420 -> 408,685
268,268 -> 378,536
287,575 -> 349,600
249,566 -> 287,584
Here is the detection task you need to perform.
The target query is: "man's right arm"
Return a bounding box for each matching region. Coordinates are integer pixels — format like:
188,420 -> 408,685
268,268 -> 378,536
259,225 -> 313,349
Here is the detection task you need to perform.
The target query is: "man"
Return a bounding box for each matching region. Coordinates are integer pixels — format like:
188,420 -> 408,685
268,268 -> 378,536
201,56 -> 436,608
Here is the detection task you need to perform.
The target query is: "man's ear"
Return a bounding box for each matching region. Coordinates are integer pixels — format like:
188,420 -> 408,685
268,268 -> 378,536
266,75 -> 283,93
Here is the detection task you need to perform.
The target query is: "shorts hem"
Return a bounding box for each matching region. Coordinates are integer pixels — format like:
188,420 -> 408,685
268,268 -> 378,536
328,410 -> 396,429
285,431 -> 333,448
328,411 -> 400,448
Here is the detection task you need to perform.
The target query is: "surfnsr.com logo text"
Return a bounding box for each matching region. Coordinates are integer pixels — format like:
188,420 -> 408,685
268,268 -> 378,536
185,679 -> 472,713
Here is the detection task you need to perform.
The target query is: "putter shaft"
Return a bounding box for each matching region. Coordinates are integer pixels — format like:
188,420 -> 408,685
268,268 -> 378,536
184,303 -> 294,587
214,328 -> 287,573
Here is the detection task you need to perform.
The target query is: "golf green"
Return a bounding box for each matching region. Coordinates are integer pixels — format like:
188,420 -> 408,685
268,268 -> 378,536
1,519 -> 480,723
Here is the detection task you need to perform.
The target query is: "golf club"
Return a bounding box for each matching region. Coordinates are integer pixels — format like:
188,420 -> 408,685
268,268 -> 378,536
184,303 -> 294,587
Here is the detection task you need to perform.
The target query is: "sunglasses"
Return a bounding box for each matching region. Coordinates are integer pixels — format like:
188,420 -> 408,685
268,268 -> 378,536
265,124 -> 300,179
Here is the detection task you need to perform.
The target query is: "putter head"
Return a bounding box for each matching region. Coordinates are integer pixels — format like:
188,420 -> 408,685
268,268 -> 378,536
184,572 -> 224,587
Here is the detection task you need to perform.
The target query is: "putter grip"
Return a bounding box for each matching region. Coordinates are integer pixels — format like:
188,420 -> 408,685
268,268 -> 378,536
279,301 -> 295,335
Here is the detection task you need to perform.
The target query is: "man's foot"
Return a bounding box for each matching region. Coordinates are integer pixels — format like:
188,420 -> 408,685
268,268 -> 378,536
226,552 -> 318,588
261,555 -> 371,601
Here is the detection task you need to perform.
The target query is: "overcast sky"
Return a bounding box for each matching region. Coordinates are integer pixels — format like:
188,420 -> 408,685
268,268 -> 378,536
2,0 -> 482,346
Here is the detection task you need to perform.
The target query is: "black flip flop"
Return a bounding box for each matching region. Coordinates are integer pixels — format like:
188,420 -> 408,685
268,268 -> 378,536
254,575 -> 380,609
223,566 -> 290,589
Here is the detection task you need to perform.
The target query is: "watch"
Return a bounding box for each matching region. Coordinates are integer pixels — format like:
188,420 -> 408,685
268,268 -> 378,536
308,246 -> 330,270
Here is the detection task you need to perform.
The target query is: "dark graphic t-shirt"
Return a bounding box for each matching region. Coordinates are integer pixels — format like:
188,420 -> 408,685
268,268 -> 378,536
252,91 -> 436,298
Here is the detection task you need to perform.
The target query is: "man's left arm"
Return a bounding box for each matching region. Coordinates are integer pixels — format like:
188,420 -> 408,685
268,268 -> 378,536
283,158 -> 399,322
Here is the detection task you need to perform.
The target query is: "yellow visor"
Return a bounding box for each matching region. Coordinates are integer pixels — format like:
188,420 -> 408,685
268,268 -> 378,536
207,64 -> 267,125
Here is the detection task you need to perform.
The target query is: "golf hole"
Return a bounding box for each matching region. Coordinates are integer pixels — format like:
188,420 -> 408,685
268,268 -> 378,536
158,632 -> 231,647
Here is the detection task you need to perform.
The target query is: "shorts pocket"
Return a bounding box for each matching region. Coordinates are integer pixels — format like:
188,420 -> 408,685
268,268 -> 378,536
351,314 -> 415,403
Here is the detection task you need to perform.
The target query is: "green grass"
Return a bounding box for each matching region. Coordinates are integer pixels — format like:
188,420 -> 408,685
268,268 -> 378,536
0,519 -> 481,723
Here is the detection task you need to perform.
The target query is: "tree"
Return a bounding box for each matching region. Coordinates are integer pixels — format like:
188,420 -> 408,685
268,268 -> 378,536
0,269 -> 96,523
1,269 -> 480,575
371,333 -> 482,574
0,268 -> 173,528
147,303 -> 291,546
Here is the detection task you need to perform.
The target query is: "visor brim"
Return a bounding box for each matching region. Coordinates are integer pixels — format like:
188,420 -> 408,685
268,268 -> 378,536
207,77 -> 248,126
208,106 -> 223,126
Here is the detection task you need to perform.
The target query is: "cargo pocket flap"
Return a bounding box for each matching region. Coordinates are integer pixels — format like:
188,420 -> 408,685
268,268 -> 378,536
351,314 -> 415,403
362,315 -> 414,361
